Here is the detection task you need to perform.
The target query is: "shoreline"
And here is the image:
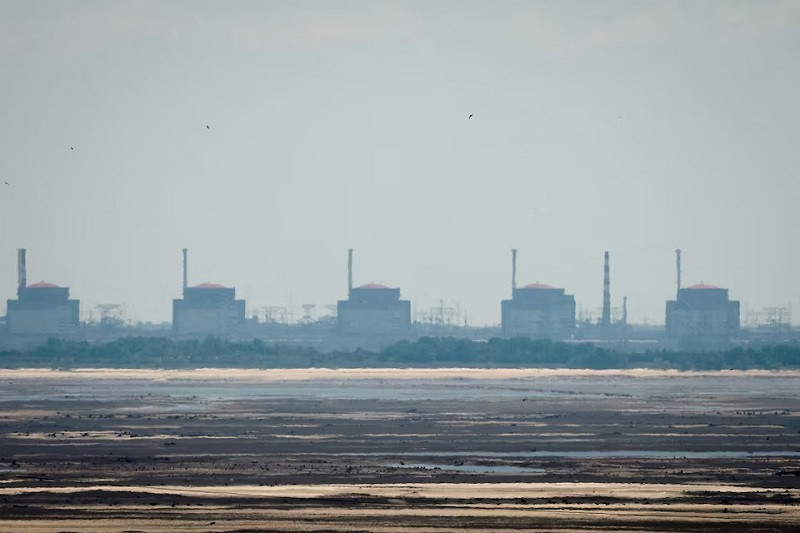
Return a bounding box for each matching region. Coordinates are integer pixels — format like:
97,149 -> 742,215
1,367 -> 800,381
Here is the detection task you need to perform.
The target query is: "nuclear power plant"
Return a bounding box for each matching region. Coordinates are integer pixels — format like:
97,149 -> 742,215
500,249 -> 575,340
0,245 -> 792,351
5,249 -> 80,336
666,249 -> 741,351
172,248 -> 246,337
336,249 -> 411,347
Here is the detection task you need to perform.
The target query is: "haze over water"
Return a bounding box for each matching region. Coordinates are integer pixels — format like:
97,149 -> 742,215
1,1 -> 799,326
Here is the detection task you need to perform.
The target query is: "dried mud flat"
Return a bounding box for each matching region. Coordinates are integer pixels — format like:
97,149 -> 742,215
0,369 -> 799,532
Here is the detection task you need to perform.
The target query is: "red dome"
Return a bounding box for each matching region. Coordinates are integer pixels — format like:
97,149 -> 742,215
686,283 -> 719,290
27,281 -> 60,288
523,283 -> 554,289
193,282 -> 227,289
358,282 -> 391,289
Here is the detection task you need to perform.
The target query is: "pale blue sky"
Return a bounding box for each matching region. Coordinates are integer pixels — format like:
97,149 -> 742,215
1,1 -> 799,325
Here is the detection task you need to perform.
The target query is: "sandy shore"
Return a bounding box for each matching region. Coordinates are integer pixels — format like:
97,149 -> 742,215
1,367 -> 799,381
1,370 -> 798,531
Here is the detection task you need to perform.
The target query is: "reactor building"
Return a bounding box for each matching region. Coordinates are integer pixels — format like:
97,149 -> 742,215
501,249 -> 576,340
5,249 -> 80,336
172,249 -> 246,337
336,249 -> 411,341
665,249 -> 740,351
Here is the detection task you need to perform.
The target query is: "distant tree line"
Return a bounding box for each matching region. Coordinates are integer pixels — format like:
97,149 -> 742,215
0,336 -> 799,370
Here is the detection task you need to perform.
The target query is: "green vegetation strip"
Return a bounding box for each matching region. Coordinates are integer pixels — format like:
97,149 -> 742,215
1,336 -> 800,370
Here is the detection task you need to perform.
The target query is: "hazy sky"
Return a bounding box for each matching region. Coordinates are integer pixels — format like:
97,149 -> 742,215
1,0 -> 799,326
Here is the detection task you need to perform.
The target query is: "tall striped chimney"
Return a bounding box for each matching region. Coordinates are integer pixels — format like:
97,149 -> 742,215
601,251 -> 611,326
675,248 -> 682,297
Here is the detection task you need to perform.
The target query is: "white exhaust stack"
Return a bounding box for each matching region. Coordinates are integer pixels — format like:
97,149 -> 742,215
511,248 -> 517,292
17,248 -> 26,293
347,248 -> 353,296
182,248 -> 188,294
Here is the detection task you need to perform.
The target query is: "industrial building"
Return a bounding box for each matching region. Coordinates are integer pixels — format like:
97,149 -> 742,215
5,249 -> 80,336
1,244 -> 779,352
665,249 -> 740,351
172,249 -> 246,337
336,249 -> 411,341
501,249 -> 575,340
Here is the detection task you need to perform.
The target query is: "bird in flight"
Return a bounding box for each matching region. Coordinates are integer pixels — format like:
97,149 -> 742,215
206,125 -> 210,130
3,181 -> 8,185
468,114 -> 473,119
70,147 -> 74,150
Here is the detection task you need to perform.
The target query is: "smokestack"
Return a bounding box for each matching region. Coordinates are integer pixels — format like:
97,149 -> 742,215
601,251 -> 611,326
675,248 -> 682,297
17,248 -> 26,294
622,295 -> 628,326
182,248 -> 188,294
347,248 -> 353,296
511,248 -> 517,292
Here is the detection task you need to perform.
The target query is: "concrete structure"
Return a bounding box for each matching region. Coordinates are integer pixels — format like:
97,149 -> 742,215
665,283 -> 740,351
336,249 -> 411,340
501,249 -> 575,340
172,249 -> 245,337
665,251 -> 740,350
6,249 -> 79,336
